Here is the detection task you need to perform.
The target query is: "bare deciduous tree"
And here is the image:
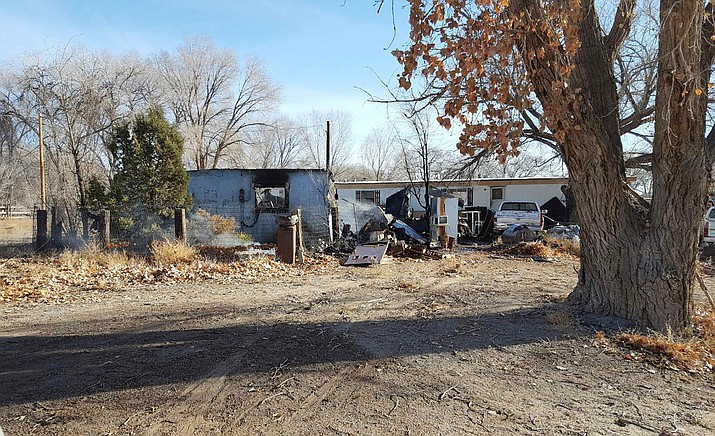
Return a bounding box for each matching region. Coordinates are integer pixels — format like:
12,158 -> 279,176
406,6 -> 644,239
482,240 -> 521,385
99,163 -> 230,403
244,116 -> 305,169
396,103 -> 453,223
359,125 -> 400,180
154,36 -> 281,170
301,109 -> 354,179
0,108 -> 35,211
0,44 -> 153,231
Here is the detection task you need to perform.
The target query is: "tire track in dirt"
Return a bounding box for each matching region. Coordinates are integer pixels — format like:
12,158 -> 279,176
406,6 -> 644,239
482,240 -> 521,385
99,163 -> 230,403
215,318 -> 376,433
289,364 -> 365,421
224,363 -> 367,433
140,337 -> 258,436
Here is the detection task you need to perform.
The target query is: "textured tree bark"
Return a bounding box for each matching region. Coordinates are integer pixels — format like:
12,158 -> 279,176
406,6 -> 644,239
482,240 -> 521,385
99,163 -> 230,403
513,0 -> 711,331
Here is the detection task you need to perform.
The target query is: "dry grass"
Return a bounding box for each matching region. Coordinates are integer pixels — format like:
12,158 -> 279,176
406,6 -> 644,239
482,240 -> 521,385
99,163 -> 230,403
209,215 -> 236,234
501,242 -> 557,257
0,245 -> 142,303
0,217 -> 33,241
150,240 -> 197,265
56,243 -> 137,268
1,244 -> 336,304
195,209 -> 237,234
543,236 -> 581,257
499,240 -> 580,259
613,307 -> 715,372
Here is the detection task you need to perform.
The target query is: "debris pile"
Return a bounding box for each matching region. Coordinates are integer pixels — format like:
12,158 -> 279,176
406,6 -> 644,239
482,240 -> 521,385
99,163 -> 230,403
197,244 -> 277,261
387,240 -> 451,261
496,242 -> 552,257
500,224 -> 538,244
546,225 -> 580,242
544,225 -> 581,257
340,195 -> 453,265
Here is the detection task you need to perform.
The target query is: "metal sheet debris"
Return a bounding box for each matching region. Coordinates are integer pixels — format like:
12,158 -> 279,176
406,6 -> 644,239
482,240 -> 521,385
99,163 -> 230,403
392,220 -> 428,244
344,243 -> 389,266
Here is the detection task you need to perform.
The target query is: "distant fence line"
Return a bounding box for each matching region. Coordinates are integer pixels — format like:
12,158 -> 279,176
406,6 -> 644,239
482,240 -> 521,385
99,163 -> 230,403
0,206 -> 33,218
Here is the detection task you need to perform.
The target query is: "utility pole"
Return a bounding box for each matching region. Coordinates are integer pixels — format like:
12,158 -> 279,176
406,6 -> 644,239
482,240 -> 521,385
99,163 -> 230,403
39,114 -> 46,210
36,114 -> 48,250
325,120 -> 330,175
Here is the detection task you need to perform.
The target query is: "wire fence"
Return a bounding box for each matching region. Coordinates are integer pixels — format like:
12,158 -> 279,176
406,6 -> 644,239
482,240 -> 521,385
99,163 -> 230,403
2,203 -> 335,255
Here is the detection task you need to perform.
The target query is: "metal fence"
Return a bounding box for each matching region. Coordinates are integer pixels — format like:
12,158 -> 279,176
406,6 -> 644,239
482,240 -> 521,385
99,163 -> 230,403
2,204 -> 335,254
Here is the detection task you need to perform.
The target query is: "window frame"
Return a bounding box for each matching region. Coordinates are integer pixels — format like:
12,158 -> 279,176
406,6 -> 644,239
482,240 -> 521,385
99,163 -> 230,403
491,187 -> 504,201
255,185 -> 288,213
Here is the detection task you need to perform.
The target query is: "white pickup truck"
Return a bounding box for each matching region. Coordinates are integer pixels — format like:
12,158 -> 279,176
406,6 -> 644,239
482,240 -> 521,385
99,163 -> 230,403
493,201 -> 546,234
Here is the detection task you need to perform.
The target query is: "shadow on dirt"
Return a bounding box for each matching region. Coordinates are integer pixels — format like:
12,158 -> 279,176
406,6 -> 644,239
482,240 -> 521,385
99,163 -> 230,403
0,306 -> 586,406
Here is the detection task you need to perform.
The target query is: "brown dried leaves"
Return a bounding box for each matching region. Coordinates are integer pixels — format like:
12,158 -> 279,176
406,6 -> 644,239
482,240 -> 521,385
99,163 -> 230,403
395,0 -> 583,158
0,250 -> 336,304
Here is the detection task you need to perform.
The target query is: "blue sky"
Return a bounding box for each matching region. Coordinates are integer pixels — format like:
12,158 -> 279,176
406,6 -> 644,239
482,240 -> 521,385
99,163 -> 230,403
0,0 -> 412,141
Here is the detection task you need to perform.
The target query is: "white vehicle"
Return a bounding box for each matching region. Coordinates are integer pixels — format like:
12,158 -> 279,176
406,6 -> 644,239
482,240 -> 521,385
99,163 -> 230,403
702,206 -> 715,243
493,201 -> 546,233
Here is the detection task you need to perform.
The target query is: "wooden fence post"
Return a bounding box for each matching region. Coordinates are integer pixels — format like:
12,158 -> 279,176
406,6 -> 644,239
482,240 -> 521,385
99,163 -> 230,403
36,209 -> 48,250
50,206 -> 61,249
175,208 -> 187,243
296,208 -> 305,264
101,210 -> 111,247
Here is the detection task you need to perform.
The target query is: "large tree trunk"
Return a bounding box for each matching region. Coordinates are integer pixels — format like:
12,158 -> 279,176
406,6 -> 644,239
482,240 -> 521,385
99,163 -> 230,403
571,0 -> 709,331
514,0 -> 711,331
566,172 -> 702,331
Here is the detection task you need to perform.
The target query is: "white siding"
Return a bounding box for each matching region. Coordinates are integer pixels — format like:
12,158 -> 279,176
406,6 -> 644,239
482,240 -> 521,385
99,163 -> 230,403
501,184 -> 565,208
472,186 -> 491,208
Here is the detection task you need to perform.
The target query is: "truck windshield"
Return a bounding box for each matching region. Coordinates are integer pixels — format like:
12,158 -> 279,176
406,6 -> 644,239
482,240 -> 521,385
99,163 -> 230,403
500,202 -> 538,212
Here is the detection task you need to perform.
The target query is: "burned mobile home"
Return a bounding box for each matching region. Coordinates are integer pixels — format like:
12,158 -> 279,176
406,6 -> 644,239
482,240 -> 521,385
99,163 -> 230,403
188,169 -> 337,249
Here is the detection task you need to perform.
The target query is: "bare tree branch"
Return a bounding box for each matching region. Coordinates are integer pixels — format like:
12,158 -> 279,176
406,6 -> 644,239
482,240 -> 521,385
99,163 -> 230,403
605,0 -> 637,58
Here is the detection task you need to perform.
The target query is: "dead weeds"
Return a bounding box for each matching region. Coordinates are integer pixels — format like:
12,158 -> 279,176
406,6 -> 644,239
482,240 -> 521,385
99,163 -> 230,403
600,307 -> 715,373
0,246 -> 336,304
150,240 -> 197,265
495,240 -> 580,261
543,236 -> 581,257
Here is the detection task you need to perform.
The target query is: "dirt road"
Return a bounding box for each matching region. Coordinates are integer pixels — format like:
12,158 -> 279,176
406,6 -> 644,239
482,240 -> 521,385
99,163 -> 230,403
1,253 -> 713,435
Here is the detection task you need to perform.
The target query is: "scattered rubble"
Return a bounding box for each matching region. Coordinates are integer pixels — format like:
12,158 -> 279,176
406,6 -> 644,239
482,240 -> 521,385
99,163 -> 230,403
341,199 -> 455,266
546,225 -> 581,242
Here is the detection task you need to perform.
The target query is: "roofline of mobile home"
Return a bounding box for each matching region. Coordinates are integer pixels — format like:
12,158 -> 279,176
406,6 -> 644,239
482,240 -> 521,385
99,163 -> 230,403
334,177 -> 571,189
